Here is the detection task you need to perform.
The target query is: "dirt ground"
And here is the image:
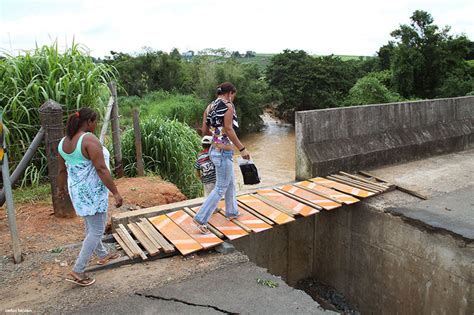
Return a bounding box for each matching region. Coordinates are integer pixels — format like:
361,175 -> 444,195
1,245 -> 249,314
0,176 -> 196,312
0,176 -> 186,257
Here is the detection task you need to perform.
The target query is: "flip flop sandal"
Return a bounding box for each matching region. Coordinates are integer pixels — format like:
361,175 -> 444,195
226,212 -> 242,221
65,275 -> 96,287
192,218 -> 210,234
97,253 -> 121,265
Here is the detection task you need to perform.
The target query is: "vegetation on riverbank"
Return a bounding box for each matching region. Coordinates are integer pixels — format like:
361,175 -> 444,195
0,42 -> 116,186
121,117 -> 202,198
1,10 -> 472,198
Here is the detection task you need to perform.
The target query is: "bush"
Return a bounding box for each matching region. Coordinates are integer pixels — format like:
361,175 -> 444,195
345,76 -> 403,106
121,117 -> 202,198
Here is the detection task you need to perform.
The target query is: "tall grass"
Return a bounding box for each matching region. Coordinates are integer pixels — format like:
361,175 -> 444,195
119,90 -> 207,128
0,42 -> 116,186
121,117 -> 202,198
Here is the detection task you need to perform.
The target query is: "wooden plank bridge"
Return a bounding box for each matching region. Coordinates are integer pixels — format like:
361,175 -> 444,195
111,172 -> 393,260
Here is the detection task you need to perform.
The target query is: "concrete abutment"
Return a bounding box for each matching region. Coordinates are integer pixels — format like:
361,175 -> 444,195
232,194 -> 473,314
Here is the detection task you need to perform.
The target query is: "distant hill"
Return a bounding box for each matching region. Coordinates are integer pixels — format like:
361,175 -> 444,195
236,53 -> 373,70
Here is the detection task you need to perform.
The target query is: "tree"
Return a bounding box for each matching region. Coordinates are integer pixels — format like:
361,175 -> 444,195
266,50 -> 368,121
104,49 -> 186,96
231,51 -> 242,58
345,76 -> 403,106
377,42 -> 395,70
389,10 -> 472,98
245,51 -> 256,58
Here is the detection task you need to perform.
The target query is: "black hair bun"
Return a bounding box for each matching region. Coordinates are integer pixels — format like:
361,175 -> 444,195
216,87 -> 222,94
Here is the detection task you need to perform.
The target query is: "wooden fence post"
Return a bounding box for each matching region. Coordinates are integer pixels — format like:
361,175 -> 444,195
0,128 -> 45,206
109,82 -> 124,178
133,109 -> 144,176
99,96 -> 114,144
1,114 -> 22,263
39,100 -> 75,218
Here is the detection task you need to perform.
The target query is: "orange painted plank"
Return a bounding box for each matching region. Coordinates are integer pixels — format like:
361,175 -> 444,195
167,210 -> 223,249
191,207 -> 249,240
257,189 -> 319,217
217,201 -> 272,233
297,181 -> 360,205
238,195 -> 295,225
279,185 -> 341,210
310,177 -> 374,198
149,215 -> 203,255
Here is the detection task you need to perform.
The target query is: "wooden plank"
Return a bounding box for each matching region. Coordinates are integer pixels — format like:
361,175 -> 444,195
273,188 -> 323,211
278,185 -> 341,210
149,214 -> 203,255
188,204 -> 253,230
217,209 -> 252,233
339,171 -> 390,189
217,201 -> 271,233
237,201 -> 275,226
333,174 -> 386,192
310,177 -> 374,198
190,206 -> 249,240
358,172 -> 424,198
295,181 -> 360,205
257,189 -> 319,217
128,222 -> 159,256
251,193 -> 297,217
117,224 -> 147,260
395,186 -> 428,200
115,225 -> 139,258
112,232 -> 134,259
135,221 -> 163,252
358,171 -> 391,185
294,183 -> 342,203
167,210 -> 223,249
238,195 -> 295,225
327,175 -> 381,193
183,207 -> 225,239
139,218 -> 175,253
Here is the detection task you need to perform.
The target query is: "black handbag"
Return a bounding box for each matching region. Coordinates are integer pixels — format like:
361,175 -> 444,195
238,159 -> 261,185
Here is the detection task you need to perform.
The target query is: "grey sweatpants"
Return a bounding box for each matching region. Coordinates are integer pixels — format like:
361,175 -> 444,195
73,212 -> 108,273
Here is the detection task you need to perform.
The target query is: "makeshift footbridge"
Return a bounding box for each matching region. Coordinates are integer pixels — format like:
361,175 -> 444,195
103,172 -> 393,266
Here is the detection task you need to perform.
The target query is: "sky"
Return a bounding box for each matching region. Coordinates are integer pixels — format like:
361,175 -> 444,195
1,0 -> 473,58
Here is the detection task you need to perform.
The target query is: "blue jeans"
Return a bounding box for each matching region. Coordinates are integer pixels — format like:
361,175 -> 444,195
73,212 -> 108,273
195,147 -> 238,225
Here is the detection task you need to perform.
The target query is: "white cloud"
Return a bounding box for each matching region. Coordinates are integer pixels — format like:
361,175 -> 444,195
1,0 -> 473,57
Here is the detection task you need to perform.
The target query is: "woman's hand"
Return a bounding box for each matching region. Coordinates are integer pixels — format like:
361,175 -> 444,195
113,193 -> 123,208
240,148 -> 251,160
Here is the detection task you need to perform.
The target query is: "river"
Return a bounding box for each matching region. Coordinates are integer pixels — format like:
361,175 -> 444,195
234,113 -> 295,191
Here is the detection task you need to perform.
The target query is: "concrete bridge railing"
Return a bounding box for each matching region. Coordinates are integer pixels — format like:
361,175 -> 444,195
296,96 -> 474,179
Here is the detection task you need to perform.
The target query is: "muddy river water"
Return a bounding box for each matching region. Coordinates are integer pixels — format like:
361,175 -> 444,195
234,113 -> 296,191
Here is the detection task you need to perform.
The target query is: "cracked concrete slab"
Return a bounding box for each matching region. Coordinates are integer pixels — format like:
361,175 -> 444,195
68,262 -> 334,314
67,294 -> 222,315
366,149 -> 474,241
386,186 -> 474,240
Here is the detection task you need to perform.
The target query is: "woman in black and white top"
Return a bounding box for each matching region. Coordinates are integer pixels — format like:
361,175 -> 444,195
194,82 -> 250,234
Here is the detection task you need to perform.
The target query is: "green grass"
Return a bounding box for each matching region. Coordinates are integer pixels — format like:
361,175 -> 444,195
238,54 -> 274,70
13,183 -> 51,204
467,59 -> 474,68
121,117 -> 203,198
198,53 -> 371,71
119,91 -> 207,128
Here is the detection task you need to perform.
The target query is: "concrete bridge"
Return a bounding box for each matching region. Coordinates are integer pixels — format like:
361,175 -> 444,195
89,96 -> 473,314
